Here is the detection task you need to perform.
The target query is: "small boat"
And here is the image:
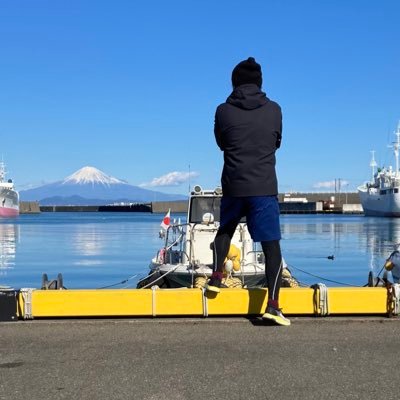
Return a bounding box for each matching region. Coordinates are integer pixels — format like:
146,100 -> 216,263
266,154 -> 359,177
0,161 -> 19,218
358,122 -> 400,217
137,186 -> 298,289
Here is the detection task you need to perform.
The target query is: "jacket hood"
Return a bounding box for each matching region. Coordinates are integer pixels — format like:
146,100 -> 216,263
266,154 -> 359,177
226,84 -> 269,110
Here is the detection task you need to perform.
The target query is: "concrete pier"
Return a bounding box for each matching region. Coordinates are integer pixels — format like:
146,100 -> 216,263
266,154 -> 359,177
151,200 -> 188,213
20,192 -> 362,214
19,201 -> 40,214
0,317 -> 399,399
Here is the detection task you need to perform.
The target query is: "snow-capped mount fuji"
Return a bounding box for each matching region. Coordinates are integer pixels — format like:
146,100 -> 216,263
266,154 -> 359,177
62,166 -> 127,186
19,166 -> 187,205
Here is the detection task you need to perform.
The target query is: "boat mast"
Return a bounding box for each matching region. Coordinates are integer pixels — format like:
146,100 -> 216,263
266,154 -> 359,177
369,150 -> 377,182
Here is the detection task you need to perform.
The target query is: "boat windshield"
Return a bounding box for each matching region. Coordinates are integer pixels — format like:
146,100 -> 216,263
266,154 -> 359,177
189,196 -> 221,223
189,196 -> 246,223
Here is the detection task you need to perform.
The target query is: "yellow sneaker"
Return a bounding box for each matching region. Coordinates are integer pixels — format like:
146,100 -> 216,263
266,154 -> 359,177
262,306 -> 291,326
205,277 -> 222,293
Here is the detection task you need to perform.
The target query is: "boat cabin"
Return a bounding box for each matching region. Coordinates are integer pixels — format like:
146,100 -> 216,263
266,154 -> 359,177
177,186 -> 256,267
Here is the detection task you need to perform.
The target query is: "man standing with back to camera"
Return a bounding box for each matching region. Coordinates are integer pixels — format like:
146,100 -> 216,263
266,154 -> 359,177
205,57 -> 290,326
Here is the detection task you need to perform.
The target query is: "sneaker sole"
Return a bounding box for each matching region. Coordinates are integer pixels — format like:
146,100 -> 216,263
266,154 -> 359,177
262,312 -> 291,326
204,284 -> 220,293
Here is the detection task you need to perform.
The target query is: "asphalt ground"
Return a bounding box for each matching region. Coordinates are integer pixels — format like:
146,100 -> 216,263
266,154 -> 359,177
1,317 -> 399,400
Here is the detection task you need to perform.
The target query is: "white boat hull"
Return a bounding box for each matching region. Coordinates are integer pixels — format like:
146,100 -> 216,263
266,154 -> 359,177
138,190 -> 298,289
358,186 -> 400,217
139,261 -> 266,288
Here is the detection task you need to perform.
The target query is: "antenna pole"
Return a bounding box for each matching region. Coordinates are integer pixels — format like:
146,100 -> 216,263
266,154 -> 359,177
188,164 -> 191,194
0,160 -> 5,182
395,122 -> 400,178
370,150 -> 377,182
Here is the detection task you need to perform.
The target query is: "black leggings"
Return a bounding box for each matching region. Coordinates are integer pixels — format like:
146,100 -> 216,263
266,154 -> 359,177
213,223 -> 282,301
260,240 -> 282,301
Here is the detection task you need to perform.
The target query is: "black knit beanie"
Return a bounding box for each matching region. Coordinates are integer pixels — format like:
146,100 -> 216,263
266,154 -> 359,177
231,57 -> 262,88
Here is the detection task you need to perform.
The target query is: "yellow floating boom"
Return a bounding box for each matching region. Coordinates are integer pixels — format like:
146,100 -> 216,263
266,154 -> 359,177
13,285 -> 398,319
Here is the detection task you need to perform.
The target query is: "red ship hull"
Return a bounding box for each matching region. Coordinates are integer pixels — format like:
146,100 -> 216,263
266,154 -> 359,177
0,206 -> 19,218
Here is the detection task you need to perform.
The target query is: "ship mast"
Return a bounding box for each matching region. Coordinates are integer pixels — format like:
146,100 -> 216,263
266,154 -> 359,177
396,122 -> 400,178
369,150 -> 377,182
0,161 -> 5,183
388,122 -> 400,178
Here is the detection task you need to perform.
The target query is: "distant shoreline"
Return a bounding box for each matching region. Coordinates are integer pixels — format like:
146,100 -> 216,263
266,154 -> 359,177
19,192 -> 363,215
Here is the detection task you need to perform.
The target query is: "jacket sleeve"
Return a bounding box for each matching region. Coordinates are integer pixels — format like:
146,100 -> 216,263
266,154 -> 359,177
214,111 -> 223,150
275,109 -> 282,149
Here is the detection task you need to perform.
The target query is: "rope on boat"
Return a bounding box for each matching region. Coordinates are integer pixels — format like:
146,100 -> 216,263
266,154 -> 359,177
136,268 -> 164,288
139,265 -> 180,289
281,268 -> 300,288
98,274 -> 139,289
193,267 -> 300,290
194,276 -> 243,289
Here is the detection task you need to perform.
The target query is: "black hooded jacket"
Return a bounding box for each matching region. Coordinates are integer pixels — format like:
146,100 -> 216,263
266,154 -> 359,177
214,84 -> 282,197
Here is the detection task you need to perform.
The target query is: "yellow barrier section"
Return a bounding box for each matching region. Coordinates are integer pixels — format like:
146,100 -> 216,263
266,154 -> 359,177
207,288 -> 266,315
17,287 -> 389,319
154,289 -> 203,316
328,287 -> 387,314
207,288 -> 315,315
23,289 -> 153,318
280,288 -> 316,314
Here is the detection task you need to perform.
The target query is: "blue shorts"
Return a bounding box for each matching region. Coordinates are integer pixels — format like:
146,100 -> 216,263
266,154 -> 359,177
220,196 -> 281,242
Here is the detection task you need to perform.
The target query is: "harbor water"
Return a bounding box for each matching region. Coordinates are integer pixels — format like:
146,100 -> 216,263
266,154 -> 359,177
0,212 -> 398,289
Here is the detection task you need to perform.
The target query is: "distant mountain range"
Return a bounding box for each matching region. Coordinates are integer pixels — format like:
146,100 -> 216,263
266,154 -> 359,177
19,166 -> 187,205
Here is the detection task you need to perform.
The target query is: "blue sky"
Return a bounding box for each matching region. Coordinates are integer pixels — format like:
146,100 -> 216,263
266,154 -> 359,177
1,0 -> 399,194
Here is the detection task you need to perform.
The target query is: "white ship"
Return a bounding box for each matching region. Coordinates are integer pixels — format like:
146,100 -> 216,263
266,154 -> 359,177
358,123 -> 400,217
0,161 -> 19,218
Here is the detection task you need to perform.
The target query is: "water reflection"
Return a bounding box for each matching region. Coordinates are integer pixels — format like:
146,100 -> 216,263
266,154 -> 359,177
362,218 -> 400,255
71,226 -> 104,266
2,214 -> 400,288
280,216 -> 400,285
0,224 -> 19,273
281,217 -> 400,257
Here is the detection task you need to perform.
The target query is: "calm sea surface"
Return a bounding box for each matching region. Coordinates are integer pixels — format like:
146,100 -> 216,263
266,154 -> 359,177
1,212 -> 399,289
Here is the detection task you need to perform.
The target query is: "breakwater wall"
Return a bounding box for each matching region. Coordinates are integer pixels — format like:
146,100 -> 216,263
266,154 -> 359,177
152,193 -> 362,214
40,205 -> 99,212
278,192 -> 360,207
19,201 -> 41,214
37,202 -> 185,214
31,192 -> 362,214
151,201 -> 188,213
39,204 -> 152,212
98,204 -> 151,212
279,201 -> 323,214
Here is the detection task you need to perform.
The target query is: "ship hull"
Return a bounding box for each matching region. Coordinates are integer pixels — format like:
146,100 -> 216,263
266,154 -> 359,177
0,206 -> 19,217
358,186 -> 400,217
0,187 -> 19,218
